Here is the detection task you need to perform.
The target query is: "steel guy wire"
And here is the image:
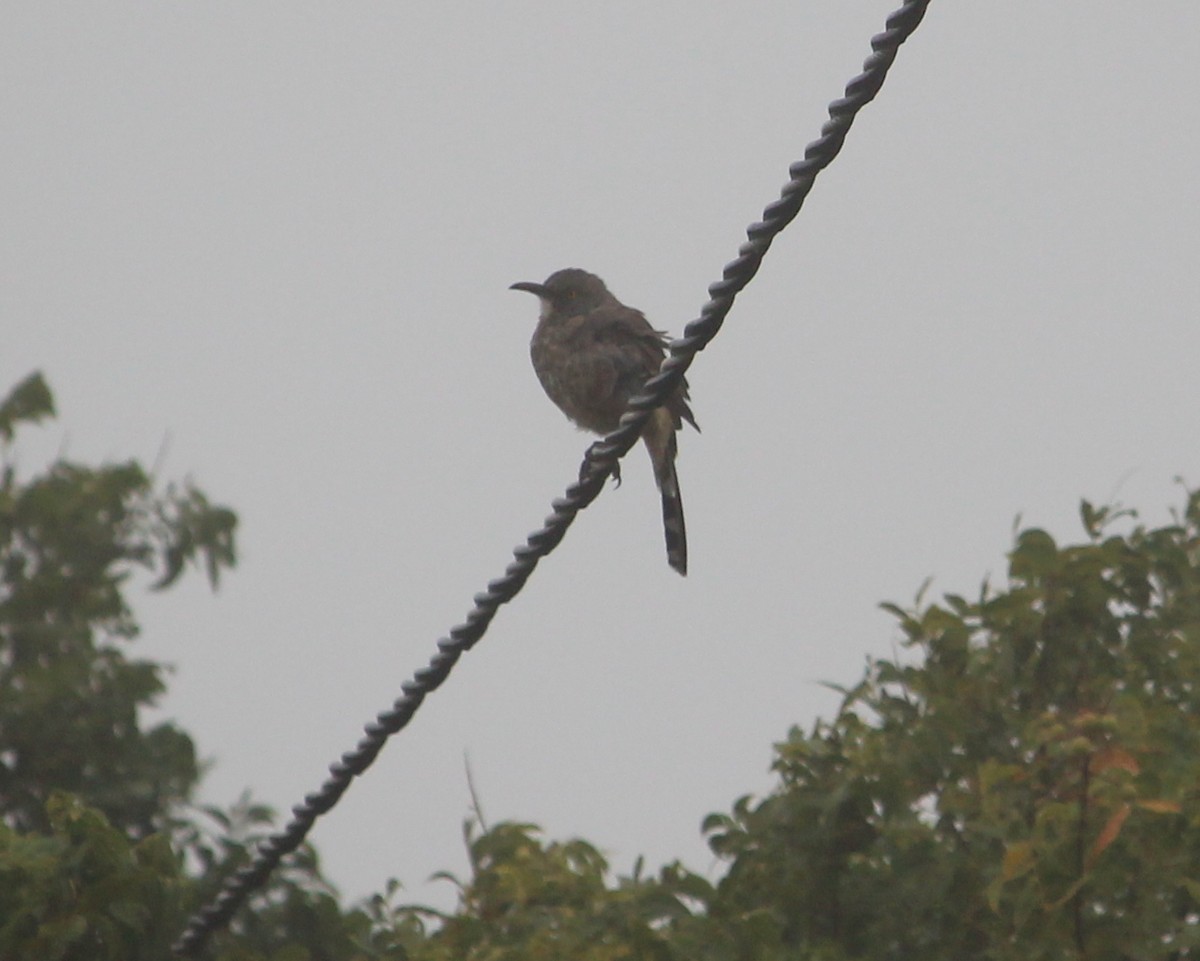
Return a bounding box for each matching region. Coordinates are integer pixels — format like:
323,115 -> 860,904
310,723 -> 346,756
172,0 -> 931,953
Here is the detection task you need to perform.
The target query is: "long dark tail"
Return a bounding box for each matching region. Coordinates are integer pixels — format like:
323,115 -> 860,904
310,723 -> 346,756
642,408 -> 687,575
658,457 -> 687,576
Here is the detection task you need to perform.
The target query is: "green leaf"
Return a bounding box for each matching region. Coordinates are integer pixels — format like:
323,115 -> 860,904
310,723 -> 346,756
0,371 -> 55,442
1008,527 -> 1059,580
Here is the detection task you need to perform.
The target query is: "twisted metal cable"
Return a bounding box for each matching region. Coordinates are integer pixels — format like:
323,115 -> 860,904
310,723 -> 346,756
172,1 -> 930,954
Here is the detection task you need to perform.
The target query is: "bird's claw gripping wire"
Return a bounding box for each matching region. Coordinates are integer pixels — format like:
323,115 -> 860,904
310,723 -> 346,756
581,441 -> 622,488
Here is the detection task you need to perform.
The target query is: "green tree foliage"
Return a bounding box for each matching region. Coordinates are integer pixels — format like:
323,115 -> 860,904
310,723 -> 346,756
364,493 -> 1200,960
0,372 -> 236,838
0,373 -> 394,961
6,371 -> 1200,959
379,491 -> 1200,955
380,491 -> 1200,959
703,493 -> 1200,960
376,820 -> 719,961
0,791 -> 183,960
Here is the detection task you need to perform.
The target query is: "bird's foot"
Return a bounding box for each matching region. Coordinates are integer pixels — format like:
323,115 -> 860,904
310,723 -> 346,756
580,442 -> 621,488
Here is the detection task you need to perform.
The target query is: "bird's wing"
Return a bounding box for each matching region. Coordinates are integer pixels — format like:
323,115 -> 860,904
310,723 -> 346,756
588,306 -> 698,431
588,305 -> 667,372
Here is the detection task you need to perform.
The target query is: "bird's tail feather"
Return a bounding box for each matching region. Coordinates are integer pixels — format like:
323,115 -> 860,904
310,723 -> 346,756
659,463 -> 688,576
645,409 -> 688,576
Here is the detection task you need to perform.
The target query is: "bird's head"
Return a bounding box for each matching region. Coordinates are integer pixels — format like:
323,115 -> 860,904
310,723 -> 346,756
510,268 -> 614,317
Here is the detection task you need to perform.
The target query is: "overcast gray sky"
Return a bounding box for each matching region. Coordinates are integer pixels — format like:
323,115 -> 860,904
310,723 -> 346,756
5,1 -> 1199,911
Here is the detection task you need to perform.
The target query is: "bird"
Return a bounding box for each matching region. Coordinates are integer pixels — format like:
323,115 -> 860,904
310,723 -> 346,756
510,268 -> 698,575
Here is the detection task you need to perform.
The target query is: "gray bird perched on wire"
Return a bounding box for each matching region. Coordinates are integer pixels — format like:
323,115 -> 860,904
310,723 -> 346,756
510,268 -> 698,575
